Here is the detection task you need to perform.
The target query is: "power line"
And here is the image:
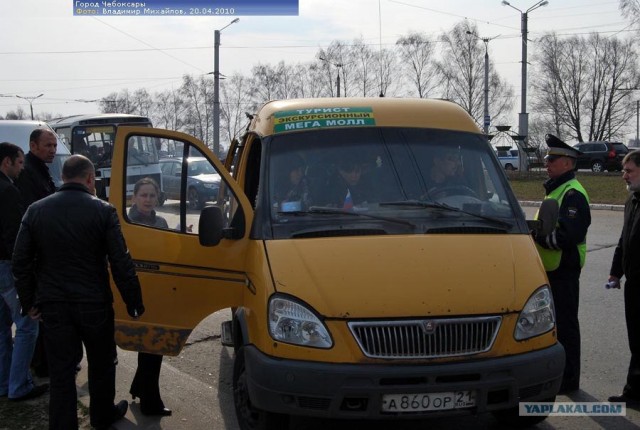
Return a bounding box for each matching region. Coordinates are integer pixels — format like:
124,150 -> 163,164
0,23 -> 634,58
91,17 -> 206,73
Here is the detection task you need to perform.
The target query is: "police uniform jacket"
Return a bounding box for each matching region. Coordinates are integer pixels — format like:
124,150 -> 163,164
610,192 -> 640,283
535,170 -> 591,277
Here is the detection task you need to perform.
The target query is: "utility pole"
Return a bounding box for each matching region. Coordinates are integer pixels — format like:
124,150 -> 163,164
16,94 -> 44,120
319,57 -> 343,97
502,0 -> 549,146
213,18 -> 239,158
466,31 -> 499,135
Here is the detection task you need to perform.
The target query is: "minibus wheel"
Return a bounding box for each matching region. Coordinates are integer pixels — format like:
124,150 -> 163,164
233,346 -> 289,430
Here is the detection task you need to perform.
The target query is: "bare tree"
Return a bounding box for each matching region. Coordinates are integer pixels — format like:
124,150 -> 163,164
349,38 -> 378,97
620,0 -> 640,28
532,32 -> 639,142
396,32 -> 439,98
220,73 -> 254,148
180,75 -> 214,148
130,89 -> 153,117
249,63 -> 282,104
297,63 -> 325,98
154,88 -> 186,131
3,107 -> 27,120
99,90 -> 135,113
375,48 -> 399,97
437,21 -> 514,128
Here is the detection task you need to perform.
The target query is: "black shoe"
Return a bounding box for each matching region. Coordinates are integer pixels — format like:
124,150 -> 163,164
608,394 -> 640,405
141,405 -> 172,416
129,387 -> 141,401
94,400 -> 128,430
140,396 -> 172,416
9,384 -> 49,401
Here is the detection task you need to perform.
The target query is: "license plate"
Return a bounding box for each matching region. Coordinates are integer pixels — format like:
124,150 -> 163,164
381,391 -> 476,413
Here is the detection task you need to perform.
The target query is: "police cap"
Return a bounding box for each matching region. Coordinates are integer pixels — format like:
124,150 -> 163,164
545,134 -> 581,160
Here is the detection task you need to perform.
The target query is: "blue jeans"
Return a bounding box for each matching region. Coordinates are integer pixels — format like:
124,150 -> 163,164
0,260 -> 38,398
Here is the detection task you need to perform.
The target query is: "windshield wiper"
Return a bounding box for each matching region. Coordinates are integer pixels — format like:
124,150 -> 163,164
284,206 -> 416,228
380,200 -> 513,229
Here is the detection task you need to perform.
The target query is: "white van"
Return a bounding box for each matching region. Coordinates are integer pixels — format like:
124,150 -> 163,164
0,120 -> 71,187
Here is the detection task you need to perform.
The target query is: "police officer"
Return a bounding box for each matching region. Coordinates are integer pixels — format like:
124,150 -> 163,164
534,134 -> 591,395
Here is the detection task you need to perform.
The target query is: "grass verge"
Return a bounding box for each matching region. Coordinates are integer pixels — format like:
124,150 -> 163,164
507,170 -> 629,205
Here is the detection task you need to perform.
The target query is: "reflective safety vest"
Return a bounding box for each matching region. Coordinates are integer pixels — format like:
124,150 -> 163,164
535,179 -> 589,272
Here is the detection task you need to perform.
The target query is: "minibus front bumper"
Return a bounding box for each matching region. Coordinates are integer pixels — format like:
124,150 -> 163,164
243,342 -> 565,419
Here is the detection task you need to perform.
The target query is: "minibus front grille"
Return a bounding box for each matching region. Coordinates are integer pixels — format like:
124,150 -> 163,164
348,316 -> 501,359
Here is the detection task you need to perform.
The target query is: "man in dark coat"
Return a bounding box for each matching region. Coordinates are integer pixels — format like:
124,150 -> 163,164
12,155 -> 145,430
14,128 -> 58,377
608,150 -> 640,405
15,128 -> 57,206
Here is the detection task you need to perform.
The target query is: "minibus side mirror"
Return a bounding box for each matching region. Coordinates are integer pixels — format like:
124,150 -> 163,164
199,206 -> 224,246
527,199 -> 559,237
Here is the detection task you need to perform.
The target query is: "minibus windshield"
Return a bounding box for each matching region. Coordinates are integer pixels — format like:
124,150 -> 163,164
265,127 -> 522,238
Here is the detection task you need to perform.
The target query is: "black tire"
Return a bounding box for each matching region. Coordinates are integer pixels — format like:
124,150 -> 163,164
188,187 -> 204,210
492,396 -> 555,428
505,163 -> 515,171
591,160 -> 604,173
233,347 -> 289,430
157,192 -> 166,207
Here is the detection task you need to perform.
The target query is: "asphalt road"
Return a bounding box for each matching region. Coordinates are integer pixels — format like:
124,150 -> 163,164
75,206 -> 640,430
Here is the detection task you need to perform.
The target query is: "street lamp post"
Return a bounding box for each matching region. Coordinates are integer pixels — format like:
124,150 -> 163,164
502,0 -> 549,145
319,57 -> 343,97
16,93 -> 44,120
466,31 -> 499,135
213,18 -> 239,158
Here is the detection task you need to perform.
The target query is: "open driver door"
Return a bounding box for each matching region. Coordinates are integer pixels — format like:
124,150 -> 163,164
110,127 -> 252,356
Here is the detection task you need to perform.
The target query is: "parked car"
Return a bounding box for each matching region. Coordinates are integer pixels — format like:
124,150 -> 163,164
496,148 -> 519,171
572,141 -> 628,172
160,157 -> 220,209
494,148 -> 541,171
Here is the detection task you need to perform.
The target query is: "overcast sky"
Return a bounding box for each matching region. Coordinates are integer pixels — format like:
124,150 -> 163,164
0,0 -> 632,135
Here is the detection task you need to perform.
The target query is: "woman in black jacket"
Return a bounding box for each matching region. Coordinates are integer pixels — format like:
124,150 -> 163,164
127,178 -> 171,416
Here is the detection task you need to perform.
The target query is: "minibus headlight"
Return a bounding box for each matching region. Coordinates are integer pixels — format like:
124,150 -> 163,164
268,296 -> 333,349
514,285 -> 555,340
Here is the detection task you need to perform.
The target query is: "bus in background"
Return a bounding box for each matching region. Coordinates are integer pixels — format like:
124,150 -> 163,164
48,114 -> 162,200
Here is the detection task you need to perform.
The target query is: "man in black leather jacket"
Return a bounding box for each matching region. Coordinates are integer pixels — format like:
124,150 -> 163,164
15,128 -> 57,207
12,155 -> 145,430
14,128 -> 58,378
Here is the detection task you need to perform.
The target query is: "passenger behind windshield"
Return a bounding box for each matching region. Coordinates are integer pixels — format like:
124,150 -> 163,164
318,155 -> 373,210
424,149 -> 470,200
273,153 -> 311,212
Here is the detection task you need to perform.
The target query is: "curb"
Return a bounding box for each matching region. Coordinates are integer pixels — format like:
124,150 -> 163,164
519,200 -> 625,212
